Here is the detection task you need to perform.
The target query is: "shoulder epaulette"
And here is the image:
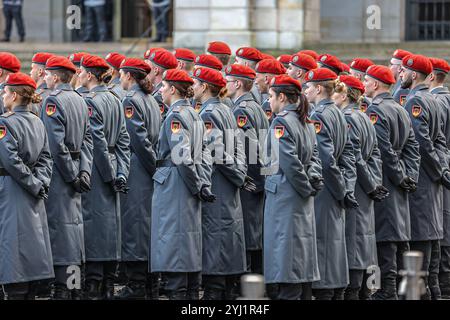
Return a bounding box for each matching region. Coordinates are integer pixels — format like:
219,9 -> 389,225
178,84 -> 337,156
127,90 -> 136,97
86,92 -> 96,99
372,96 -> 384,105
108,84 -> 115,90
1,111 -> 14,118
205,104 -> 214,113
277,110 -> 288,117
50,89 -> 62,96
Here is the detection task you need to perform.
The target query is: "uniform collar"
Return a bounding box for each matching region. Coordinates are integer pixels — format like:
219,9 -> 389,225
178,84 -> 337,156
130,83 -> 141,92
91,85 -> 108,93
37,82 -> 48,90
13,105 -> 31,112
234,92 -> 253,105
202,97 -> 221,109
110,77 -> 121,85
430,86 -> 448,94
372,92 -> 392,101
410,83 -> 429,95
56,83 -> 74,91
76,86 -> 89,94
170,99 -> 189,109
342,103 -> 359,113
317,98 -> 334,107
282,104 -> 298,112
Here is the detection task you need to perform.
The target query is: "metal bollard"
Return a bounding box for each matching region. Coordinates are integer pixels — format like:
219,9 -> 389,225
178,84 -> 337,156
398,251 -> 427,300
238,274 -> 267,300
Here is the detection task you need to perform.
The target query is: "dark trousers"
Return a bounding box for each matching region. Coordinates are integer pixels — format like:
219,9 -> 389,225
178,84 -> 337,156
3,5 -> 25,39
428,240 -> 441,299
376,241 -> 409,298
84,5 -> 107,41
313,288 -> 346,300
345,269 -> 365,300
165,272 -> 201,300
246,250 -> 263,274
439,246 -> 450,297
2,282 -> 34,300
85,261 -> 117,284
410,240 -> 432,299
125,261 -> 147,283
152,0 -> 169,39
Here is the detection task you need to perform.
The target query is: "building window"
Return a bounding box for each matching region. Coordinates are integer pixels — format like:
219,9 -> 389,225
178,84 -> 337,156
406,0 -> 450,40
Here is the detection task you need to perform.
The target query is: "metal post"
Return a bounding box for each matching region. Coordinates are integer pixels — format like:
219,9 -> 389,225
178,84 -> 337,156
398,251 -> 427,300
238,274 -> 267,300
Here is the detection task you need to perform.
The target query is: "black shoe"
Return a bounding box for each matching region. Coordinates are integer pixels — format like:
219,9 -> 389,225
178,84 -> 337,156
203,289 -> 224,300
344,288 -> 360,300
115,282 -> 147,300
370,289 -> 398,300
19,36 -> 24,42
6,294 -> 28,300
52,284 -> 72,300
103,280 -> 115,300
85,281 -> 102,300
168,290 -> 187,300
187,289 -> 199,300
1,38 -> 10,42
146,273 -> 160,300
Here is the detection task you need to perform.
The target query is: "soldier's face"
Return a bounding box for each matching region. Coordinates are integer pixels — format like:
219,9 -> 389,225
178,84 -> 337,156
44,70 -> 56,90
287,65 -> 301,80
349,69 -> 362,80
2,86 -> 16,109
390,60 -> 402,79
363,75 -> 376,98
78,67 -> 90,88
225,77 -> 238,98
400,67 -> 413,89
30,63 -> 40,82
304,83 -> 318,103
331,91 -> 346,108
255,73 -> 268,93
268,88 -> 281,114
160,80 -> 174,105
192,79 -> 206,101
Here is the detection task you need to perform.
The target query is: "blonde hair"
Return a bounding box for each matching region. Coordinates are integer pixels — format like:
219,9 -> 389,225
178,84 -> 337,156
10,85 -> 42,105
334,79 -> 363,104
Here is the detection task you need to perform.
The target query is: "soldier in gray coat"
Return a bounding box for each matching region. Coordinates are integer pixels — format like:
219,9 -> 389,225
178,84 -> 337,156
399,55 -> 450,300
78,55 -> 131,300
0,52 -> 21,114
105,52 -> 127,101
363,65 -> 421,300
304,68 -> 358,300
264,75 -> 323,300
0,73 -> 53,300
151,69 -> 215,300
426,58 -> 450,299
333,76 -> 388,300
192,67 -> 251,300
225,64 -> 270,275
114,58 -> 161,300
41,56 -> 94,300
29,52 -> 54,116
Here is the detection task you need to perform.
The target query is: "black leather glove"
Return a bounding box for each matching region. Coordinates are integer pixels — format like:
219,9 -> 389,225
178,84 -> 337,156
399,177 -> 416,193
241,176 -> 257,193
310,176 -> 324,192
71,177 -> 82,193
38,186 -> 49,200
442,171 -> 450,190
197,186 -> 217,203
368,185 -> 390,202
79,171 -> 91,193
112,176 -> 130,194
339,192 -> 359,209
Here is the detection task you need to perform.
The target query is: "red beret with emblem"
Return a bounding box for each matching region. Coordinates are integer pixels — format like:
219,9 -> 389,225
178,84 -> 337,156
144,47 -> 165,60
402,54 -> 433,75
32,52 -> 54,66
338,75 -> 365,94
147,49 -> 178,70
317,54 -> 343,73
225,64 -> 256,80
163,69 -> 194,84
366,65 -> 396,85
207,41 -> 232,55
270,74 -> 302,92
120,58 -> 152,74
429,57 -> 450,74
174,48 -> 196,62
236,47 -> 263,62
69,52 -> 89,66
277,54 -> 292,66
194,54 -> 223,71
45,56 -> 77,73
193,67 -> 226,88
392,49 -> 412,61
304,68 -> 338,83
105,52 -> 126,70
81,55 -> 109,69
256,59 -> 286,75
298,50 -> 319,61
0,52 -> 21,73
350,58 -> 375,73
290,53 -> 317,71
5,72 -> 37,89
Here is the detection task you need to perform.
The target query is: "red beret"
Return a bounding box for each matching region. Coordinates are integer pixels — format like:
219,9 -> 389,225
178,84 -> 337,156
148,49 -> 178,70
144,47 -> 165,60
162,69 -> 194,84
340,63 -> 350,74
105,52 -> 126,70
290,53 -> 317,71
45,56 -> 77,73
338,75 -> 365,94
402,54 -> 433,75
429,57 -> 450,74
120,58 -> 151,74
193,67 -> 226,88
5,72 -> 37,89
194,54 -> 223,71
277,54 -> 292,66
261,53 -> 276,60
236,47 -> 263,62
350,58 -> 374,73
318,54 -> 342,73
69,52 -> 89,66
207,41 -> 231,55
174,48 -> 196,62
225,64 -> 256,80
32,52 -> 54,66
0,52 -> 21,73
270,74 -> 302,92
366,65 -> 396,85
392,49 -> 412,61
255,59 -> 286,75
81,55 -> 109,69
298,50 -> 319,60
305,68 -> 338,83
